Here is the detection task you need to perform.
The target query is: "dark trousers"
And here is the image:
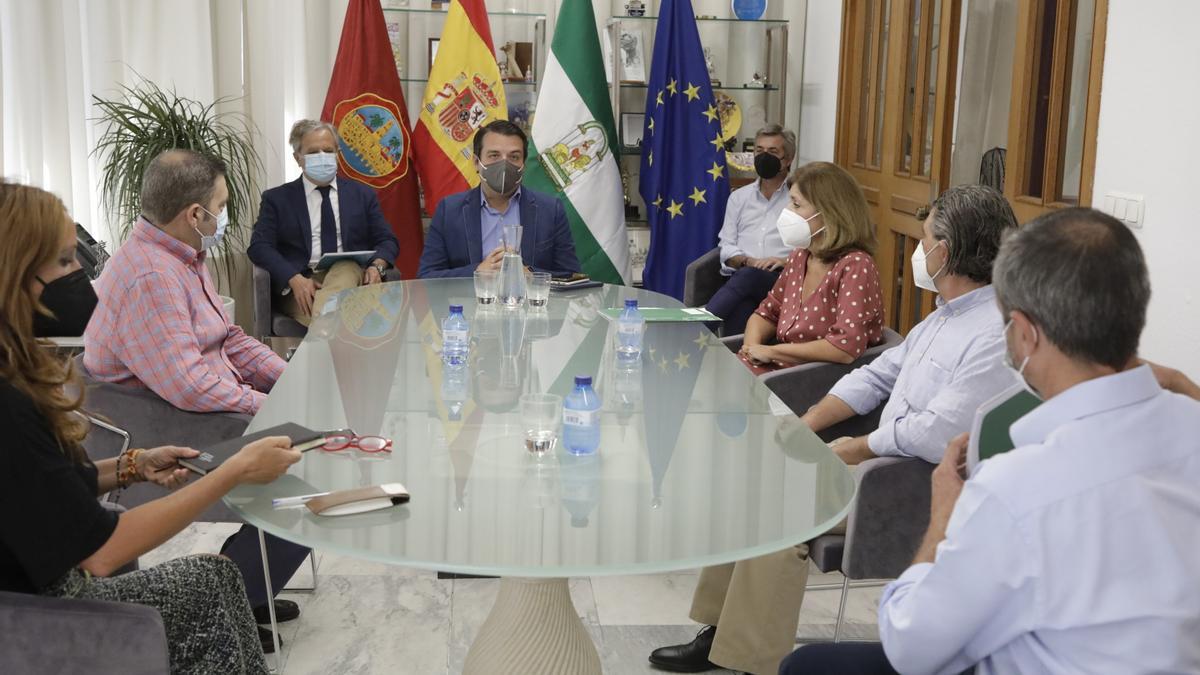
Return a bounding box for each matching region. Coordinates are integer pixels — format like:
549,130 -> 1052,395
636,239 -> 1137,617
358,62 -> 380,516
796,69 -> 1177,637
220,524 -> 311,609
705,266 -> 781,336
779,643 -> 899,675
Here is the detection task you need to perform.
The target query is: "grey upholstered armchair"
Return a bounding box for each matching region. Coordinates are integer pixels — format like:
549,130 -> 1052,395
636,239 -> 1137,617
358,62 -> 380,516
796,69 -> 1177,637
252,263 -> 403,340
682,247 -> 725,308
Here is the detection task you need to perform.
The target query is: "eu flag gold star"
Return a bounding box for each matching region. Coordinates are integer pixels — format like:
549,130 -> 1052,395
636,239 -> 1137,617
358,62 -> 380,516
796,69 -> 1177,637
707,162 -> 725,182
656,90 -> 665,107
652,194 -> 664,209
703,103 -> 719,122
648,118 -> 655,135
648,150 -> 653,167
710,133 -> 724,151
674,351 -> 691,370
658,357 -> 670,373
666,78 -> 678,95
689,187 -> 707,205
684,83 -> 701,102
666,199 -> 684,219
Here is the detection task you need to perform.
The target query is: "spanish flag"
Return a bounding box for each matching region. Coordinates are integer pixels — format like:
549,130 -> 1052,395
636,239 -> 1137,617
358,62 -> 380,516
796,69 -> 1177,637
412,0 -> 507,216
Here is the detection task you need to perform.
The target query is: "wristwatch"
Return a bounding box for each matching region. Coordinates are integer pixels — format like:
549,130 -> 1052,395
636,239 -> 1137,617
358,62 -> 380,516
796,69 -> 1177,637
372,262 -> 388,278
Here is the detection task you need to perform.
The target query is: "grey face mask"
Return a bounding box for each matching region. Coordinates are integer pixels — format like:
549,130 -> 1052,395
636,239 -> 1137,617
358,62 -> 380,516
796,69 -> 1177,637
478,159 -> 524,197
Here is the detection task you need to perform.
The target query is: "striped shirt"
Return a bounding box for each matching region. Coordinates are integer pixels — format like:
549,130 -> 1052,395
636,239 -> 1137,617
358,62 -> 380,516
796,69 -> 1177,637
83,218 -> 285,414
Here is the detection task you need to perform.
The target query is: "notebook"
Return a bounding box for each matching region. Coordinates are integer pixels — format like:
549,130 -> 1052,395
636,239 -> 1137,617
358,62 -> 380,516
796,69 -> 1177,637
179,423 -> 326,475
314,250 -> 376,271
966,384 -> 1042,472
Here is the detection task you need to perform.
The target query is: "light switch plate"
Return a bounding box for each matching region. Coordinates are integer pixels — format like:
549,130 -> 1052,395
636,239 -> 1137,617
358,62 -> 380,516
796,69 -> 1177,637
1103,191 -> 1144,229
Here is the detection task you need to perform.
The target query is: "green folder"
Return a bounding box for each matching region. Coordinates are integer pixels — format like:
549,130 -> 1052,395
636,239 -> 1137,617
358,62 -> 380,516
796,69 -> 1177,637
600,307 -> 722,323
968,385 -> 1042,469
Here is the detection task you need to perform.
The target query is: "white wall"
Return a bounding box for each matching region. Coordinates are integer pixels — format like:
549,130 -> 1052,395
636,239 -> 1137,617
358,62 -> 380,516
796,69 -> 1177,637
797,0 -> 842,161
1091,0 -> 1200,377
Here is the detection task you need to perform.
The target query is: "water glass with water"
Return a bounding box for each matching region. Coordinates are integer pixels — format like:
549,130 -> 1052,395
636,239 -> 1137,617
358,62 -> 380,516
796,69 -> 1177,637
520,393 -> 562,457
474,269 -> 498,305
528,272 -> 551,307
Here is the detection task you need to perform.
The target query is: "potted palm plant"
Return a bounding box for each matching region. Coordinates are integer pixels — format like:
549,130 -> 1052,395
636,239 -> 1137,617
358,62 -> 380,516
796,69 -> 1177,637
91,79 -> 263,313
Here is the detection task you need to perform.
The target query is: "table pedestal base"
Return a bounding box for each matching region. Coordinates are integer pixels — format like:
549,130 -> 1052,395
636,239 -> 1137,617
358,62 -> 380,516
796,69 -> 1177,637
463,577 -> 601,675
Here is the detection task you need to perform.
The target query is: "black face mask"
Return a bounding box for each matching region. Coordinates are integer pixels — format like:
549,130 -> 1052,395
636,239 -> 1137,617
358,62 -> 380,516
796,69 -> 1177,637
754,152 -> 783,180
34,268 -> 98,338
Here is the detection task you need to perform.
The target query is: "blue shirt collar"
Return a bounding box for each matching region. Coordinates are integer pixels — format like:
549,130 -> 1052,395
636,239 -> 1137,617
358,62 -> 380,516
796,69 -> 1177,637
1010,364 -> 1162,447
480,186 -> 522,216
935,284 -> 996,316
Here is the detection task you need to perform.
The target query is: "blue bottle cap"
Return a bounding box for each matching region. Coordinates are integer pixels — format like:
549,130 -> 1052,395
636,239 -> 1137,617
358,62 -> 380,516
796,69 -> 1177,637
574,375 -> 593,387
624,299 -> 638,308
449,304 -> 463,313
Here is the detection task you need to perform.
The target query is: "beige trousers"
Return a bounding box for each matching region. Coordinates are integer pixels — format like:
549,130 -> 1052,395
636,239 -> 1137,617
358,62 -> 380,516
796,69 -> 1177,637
281,260 -> 362,327
689,545 -> 811,675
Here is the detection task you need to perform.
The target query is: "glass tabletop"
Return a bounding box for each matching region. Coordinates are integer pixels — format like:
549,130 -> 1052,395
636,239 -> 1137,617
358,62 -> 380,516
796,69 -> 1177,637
226,279 -> 854,577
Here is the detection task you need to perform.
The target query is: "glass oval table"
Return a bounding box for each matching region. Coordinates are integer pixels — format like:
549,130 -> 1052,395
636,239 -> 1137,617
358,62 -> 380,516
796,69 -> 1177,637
227,279 -> 854,675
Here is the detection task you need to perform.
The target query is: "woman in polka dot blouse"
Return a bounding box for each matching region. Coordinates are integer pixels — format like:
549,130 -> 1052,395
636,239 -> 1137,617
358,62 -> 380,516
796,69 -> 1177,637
739,161 -> 884,375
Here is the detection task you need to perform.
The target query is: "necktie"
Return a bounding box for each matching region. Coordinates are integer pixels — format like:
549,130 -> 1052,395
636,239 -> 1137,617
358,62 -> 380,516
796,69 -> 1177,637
318,185 -> 338,254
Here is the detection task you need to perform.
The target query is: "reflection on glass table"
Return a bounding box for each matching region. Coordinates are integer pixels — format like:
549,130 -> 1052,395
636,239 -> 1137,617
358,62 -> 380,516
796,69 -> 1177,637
226,279 -> 853,675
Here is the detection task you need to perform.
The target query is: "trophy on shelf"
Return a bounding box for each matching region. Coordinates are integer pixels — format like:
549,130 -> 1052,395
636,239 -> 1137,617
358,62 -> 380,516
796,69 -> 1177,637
750,72 -> 769,88
704,47 -> 720,87
625,1 -> 646,17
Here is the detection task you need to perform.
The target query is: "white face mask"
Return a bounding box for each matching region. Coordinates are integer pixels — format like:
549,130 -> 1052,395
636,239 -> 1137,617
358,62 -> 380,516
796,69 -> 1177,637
776,209 -> 824,249
911,239 -> 946,292
1003,318 -> 1041,399
304,151 -> 338,184
194,205 -> 228,253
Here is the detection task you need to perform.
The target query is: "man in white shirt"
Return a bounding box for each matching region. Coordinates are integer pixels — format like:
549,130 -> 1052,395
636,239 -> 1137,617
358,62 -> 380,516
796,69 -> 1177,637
704,124 -> 795,334
781,208 -> 1200,674
248,119 -> 399,326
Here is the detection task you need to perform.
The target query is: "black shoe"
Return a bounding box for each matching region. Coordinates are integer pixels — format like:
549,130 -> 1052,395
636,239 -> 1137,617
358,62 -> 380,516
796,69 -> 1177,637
258,625 -> 283,654
252,599 -> 300,624
648,625 -> 719,672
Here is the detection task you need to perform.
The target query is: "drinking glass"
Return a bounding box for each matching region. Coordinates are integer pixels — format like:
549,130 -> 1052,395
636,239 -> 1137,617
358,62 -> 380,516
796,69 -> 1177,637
474,269 -> 498,305
527,272 -> 551,307
520,393 -> 561,457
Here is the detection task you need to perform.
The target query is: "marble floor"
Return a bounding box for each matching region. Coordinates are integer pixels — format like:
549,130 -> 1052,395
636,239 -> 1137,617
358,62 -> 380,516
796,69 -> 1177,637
142,523 -> 883,675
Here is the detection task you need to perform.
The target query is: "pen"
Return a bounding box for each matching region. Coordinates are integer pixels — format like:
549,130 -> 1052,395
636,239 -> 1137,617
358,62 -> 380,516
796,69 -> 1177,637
272,492 -> 331,508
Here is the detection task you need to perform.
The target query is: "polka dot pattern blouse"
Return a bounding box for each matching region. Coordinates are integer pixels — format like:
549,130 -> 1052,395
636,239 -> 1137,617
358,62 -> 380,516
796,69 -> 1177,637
743,247 -> 884,374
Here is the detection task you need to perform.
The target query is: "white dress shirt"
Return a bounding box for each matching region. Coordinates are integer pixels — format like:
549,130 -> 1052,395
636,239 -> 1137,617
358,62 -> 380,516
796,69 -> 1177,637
878,365 -> 1200,674
717,179 -> 792,275
304,175 -> 341,265
828,285 -> 1015,463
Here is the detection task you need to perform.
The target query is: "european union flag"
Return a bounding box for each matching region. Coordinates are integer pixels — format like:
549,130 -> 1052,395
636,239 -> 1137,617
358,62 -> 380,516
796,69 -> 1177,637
639,0 -> 730,301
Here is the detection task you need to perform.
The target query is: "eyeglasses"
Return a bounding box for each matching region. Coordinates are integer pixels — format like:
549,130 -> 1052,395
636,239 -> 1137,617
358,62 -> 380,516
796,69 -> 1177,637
321,433 -> 392,453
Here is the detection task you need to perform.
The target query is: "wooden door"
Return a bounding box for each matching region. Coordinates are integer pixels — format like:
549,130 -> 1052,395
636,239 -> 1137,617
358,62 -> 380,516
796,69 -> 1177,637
835,0 -> 962,334
1004,0 -> 1107,223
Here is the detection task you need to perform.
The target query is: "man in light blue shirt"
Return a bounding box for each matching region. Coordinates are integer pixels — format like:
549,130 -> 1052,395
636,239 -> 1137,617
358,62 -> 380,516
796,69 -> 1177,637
801,185 -> 1018,465
783,208 -> 1200,674
703,124 -> 795,334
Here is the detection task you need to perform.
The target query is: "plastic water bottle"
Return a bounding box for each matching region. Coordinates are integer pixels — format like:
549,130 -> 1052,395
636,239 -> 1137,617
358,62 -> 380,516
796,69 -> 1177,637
616,299 -> 646,366
563,375 -> 602,455
442,305 -> 469,366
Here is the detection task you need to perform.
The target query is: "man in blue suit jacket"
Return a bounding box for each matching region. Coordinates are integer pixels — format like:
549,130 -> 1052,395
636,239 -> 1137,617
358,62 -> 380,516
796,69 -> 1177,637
248,119 -> 399,325
418,120 -> 581,279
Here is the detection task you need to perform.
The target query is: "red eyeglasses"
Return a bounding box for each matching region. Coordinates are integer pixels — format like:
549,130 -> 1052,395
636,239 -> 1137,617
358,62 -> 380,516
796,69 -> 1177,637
322,433 -> 392,453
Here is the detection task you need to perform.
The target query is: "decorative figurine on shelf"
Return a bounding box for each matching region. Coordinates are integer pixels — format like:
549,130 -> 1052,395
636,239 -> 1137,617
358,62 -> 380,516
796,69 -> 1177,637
621,165 -> 640,219
750,72 -> 769,88
625,0 -> 646,17
704,47 -> 720,87
497,45 -> 510,78
500,41 -> 525,81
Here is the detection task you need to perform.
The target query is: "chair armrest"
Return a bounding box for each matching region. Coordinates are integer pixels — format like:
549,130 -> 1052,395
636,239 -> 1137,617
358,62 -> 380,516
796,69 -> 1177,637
252,264 -> 273,340
683,247 -> 724,307
842,455 -> 933,580
719,333 -> 744,353
0,591 -> 168,675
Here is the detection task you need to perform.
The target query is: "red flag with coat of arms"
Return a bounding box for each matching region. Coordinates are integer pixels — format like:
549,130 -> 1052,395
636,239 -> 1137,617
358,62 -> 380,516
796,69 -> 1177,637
321,0 -> 424,278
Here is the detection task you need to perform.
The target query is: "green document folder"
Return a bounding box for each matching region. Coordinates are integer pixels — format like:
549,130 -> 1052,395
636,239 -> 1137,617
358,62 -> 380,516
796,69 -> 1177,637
600,307 -> 722,323
968,384 -> 1042,470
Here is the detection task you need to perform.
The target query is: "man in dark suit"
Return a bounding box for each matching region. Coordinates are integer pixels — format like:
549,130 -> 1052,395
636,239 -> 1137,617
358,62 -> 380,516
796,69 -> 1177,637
248,119 -> 400,326
417,119 -> 581,279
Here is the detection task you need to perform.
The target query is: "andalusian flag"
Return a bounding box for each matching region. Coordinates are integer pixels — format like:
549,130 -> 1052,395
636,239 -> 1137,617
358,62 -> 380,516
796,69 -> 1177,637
525,0 -> 628,284
412,0 -> 506,215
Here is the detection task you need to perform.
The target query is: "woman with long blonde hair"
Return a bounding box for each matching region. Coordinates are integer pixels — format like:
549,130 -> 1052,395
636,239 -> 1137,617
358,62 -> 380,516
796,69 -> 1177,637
0,181 -> 299,673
